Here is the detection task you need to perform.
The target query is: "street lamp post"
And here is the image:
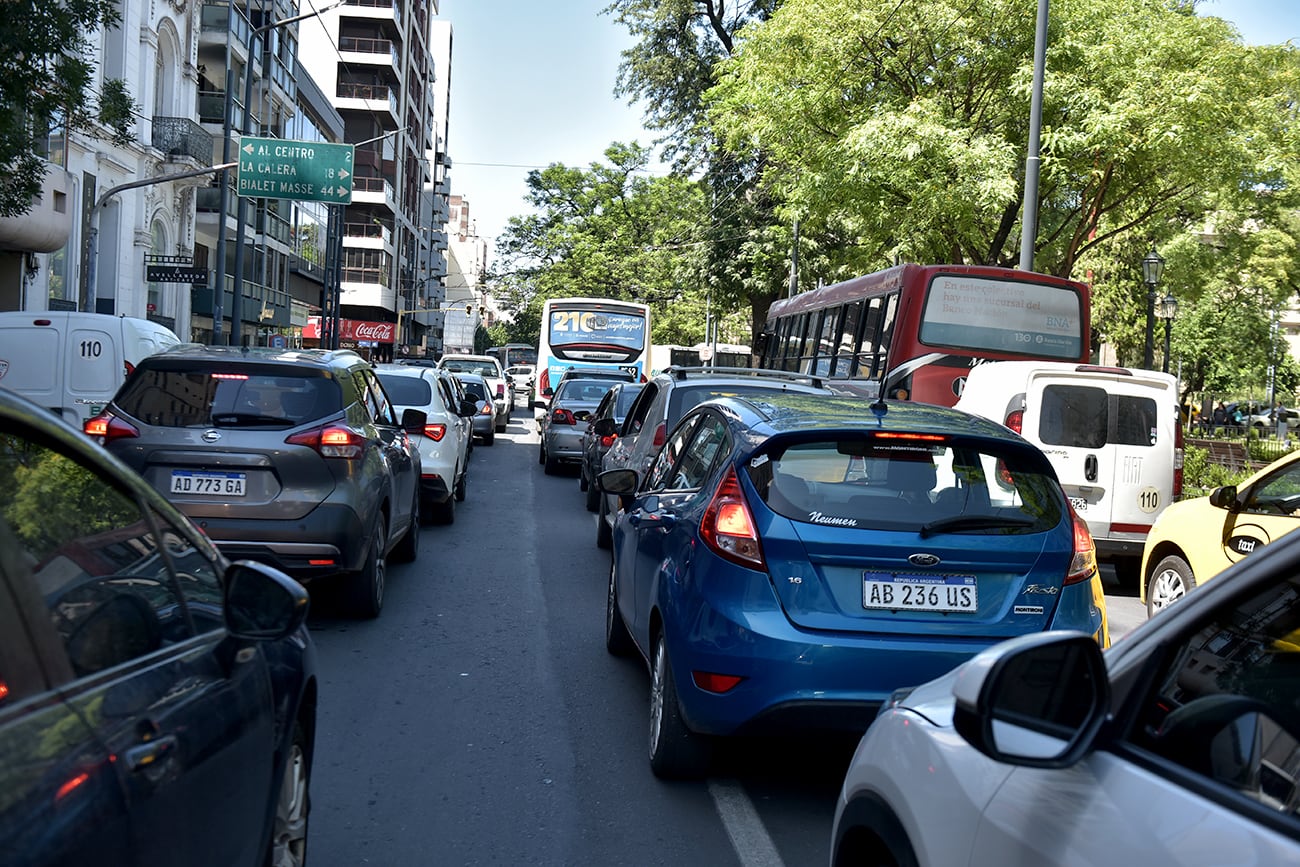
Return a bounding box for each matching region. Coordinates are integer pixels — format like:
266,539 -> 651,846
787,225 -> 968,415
1156,293 -> 1178,374
1141,245 -> 1165,369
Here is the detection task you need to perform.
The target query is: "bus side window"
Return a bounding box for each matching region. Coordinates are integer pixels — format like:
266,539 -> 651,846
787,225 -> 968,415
819,305 -> 844,376
838,301 -> 863,377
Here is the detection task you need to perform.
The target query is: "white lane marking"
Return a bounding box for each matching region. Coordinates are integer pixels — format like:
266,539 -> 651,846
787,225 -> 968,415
709,779 -> 786,867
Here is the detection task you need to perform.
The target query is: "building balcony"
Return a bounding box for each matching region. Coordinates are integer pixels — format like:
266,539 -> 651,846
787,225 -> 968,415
339,36 -> 400,70
343,220 -> 393,251
195,173 -> 237,213
336,82 -> 399,123
340,279 -> 395,311
256,206 -> 292,246
0,162 -> 74,253
197,90 -> 246,133
343,0 -> 402,31
199,2 -> 251,62
350,176 -> 395,207
152,117 -> 214,166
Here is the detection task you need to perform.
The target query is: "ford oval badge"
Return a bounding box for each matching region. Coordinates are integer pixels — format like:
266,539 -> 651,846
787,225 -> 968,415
908,553 -> 941,568
202,429 -> 222,443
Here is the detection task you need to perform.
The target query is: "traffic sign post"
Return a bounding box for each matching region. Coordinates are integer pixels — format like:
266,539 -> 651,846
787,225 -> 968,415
237,137 -> 354,204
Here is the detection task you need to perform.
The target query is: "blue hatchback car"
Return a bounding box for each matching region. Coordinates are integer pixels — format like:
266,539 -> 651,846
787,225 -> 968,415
599,393 -> 1108,779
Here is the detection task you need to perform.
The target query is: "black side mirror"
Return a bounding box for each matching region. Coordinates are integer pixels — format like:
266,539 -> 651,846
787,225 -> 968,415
225,560 -> 310,640
460,398 -> 478,417
1209,485 -> 1240,511
593,417 -> 617,437
400,407 -> 428,432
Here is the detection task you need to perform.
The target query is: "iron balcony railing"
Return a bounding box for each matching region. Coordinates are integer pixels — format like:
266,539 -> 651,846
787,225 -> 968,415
152,117 -> 214,165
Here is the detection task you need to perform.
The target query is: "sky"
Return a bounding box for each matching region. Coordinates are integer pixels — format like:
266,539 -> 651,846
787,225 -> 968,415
440,0 -> 1300,259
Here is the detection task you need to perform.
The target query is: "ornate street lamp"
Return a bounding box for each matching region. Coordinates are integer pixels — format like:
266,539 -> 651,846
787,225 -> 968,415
1141,245 -> 1166,369
1155,292 -> 1178,374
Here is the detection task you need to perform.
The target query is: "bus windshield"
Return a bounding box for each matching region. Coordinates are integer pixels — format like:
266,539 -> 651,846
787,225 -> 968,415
919,273 -> 1084,359
548,309 -> 647,353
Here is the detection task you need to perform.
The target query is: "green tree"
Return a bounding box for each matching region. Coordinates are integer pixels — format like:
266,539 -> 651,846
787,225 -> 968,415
494,143 -> 710,346
0,0 -> 133,217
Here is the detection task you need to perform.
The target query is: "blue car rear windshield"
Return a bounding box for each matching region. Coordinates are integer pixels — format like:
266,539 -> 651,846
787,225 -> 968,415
749,439 -> 1062,533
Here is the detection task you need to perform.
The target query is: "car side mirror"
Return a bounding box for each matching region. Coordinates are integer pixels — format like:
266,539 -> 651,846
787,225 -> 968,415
598,467 -> 639,510
593,418 -> 617,437
1209,485 -> 1240,511
543,387 -> 554,397
951,631 -> 1108,770
460,398 -> 478,417
224,560 -> 310,640
400,407 -> 428,432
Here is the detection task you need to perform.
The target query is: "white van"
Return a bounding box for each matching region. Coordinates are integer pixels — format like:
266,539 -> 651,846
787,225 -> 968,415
955,361 -> 1182,586
0,311 -> 181,426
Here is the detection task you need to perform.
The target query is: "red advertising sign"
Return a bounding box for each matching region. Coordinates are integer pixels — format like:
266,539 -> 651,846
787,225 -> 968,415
304,316 -> 395,344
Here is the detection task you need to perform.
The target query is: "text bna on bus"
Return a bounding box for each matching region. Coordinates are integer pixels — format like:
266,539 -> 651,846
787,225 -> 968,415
535,298 -> 652,409
757,263 -> 1090,406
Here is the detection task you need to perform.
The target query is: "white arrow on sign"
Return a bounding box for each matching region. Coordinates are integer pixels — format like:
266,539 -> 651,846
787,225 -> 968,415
339,169 -> 349,180
243,142 -> 255,155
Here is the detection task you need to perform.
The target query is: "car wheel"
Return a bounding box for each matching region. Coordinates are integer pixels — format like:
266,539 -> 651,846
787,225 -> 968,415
454,468 -> 467,502
596,493 -> 612,550
538,442 -> 546,465
1147,554 -> 1196,618
579,464 -> 589,492
648,630 -> 710,779
1111,556 -> 1140,590
431,489 -> 455,524
347,512 -> 386,619
496,418 -> 508,433
484,428 -> 495,446
832,799 -> 919,867
269,721 -> 311,867
584,474 -> 600,512
392,496 -> 420,562
606,558 -> 634,657
543,451 -> 559,475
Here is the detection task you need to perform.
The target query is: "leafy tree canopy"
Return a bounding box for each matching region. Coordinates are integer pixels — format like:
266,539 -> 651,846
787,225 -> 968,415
0,0 -> 128,217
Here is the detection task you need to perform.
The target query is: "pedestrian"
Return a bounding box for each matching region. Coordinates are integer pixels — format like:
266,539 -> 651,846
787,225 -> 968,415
1212,401 -> 1227,433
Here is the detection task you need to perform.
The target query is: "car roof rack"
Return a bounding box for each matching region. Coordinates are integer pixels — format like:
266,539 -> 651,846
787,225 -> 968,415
665,366 -> 825,390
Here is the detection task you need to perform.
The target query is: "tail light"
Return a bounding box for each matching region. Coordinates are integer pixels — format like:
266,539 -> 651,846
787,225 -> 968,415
84,411 -> 139,443
1064,500 -> 1097,585
600,433 -> 617,448
285,424 -> 365,458
1004,409 -> 1024,434
700,466 -> 765,570
551,408 -> 575,425
423,423 -> 447,442
652,422 -> 666,448
538,368 -> 550,396
480,402 -> 493,415
1173,416 -> 1184,498
123,360 -> 135,378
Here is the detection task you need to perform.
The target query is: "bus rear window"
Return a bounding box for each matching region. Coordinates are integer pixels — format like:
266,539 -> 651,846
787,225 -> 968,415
919,274 -> 1084,360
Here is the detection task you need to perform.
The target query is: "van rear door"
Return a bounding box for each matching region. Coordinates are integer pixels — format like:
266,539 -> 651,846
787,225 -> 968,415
1024,370 -> 1174,546
66,319 -> 124,424
0,318 -> 63,416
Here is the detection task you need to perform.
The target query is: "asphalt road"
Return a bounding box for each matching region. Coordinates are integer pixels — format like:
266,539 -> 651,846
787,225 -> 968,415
299,405 -> 1151,866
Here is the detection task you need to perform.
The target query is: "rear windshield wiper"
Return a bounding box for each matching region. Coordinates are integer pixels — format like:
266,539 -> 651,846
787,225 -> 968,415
919,515 -> 1036,538
211,413 -> 295,426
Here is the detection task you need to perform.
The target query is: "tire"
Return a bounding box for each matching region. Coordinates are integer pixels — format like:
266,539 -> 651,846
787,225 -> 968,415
484,428 -> 495,446
596,493 -> 612,550
831,798 -> 919,867
579,464 -> 589,492
1147,554 -> 1196,618
346,512 -> 386,619
454,468 -> 467,502
392,496 -> 420,562
1111,556 -> 1141,591
269,721 -> 311,867
496,419 -> 508,433
584,474 -> 600,512
431,492 -> 455,525
543,452 -> 560,475
648,630 -> 710,779
605,558 -> 634,657
538,443 -> 546,465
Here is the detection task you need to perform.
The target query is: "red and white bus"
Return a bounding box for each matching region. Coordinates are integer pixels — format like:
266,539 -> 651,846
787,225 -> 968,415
757,263 -> 1091,406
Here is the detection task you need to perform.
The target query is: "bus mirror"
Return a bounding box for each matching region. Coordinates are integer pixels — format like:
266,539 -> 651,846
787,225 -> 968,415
754,332 -> 770,355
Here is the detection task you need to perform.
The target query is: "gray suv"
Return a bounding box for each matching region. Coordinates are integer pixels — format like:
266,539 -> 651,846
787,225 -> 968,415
87,345 -> 425,618
596,367 -> 831,548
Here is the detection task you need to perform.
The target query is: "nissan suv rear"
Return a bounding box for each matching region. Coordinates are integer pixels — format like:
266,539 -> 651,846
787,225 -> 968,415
85,345 -> 425,618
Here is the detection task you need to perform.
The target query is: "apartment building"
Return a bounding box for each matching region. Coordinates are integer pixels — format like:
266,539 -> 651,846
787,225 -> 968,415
298,0 -> 451,361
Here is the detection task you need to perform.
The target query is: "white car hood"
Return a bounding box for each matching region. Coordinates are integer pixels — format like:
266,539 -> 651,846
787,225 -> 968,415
895,664 -> 963,728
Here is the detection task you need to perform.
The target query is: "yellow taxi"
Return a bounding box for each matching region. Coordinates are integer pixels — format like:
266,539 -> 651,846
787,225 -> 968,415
1141,448 -> 1300,617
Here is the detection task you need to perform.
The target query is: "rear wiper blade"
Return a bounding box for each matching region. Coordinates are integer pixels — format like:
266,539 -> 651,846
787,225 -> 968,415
211,413 -> 294,426
919,515 -> 1036,538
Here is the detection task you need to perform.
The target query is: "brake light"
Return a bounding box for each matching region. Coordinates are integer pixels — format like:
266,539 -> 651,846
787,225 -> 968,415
600,433 -> 617,448
552,408 -> 575,425
1064,501 -> 1097,585
1173,417 -> 1184,498
424,423 -> 447,442
652,422 -> 666,448
1004,409 -> 1024,434
700,467 -> 765,570
538,368 -> 550,395
123,360 -> 135,378
84,412 -> 139,443
480,402 -> 493,416
285,425 -> 364,458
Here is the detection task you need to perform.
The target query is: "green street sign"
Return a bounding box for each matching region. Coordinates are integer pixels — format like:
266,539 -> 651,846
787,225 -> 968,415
237,137 -> 354,204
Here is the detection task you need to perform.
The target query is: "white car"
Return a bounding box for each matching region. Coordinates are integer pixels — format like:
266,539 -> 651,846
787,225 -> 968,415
830,529 -> 1300,866
439,354 -> 512,429
506,364 -> 535,398
375,364 -> 475,524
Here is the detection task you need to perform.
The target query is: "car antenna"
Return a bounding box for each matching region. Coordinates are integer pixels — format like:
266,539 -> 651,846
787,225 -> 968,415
870,394 -> 888,427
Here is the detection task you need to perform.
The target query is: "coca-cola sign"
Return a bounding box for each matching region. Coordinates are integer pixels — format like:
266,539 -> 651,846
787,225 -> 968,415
304,317 -> 395,343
